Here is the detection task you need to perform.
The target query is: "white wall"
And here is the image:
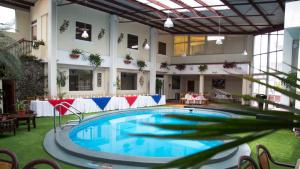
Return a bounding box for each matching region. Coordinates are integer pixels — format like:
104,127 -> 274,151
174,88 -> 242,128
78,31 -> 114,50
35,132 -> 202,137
57,65 -> 109,96
204,75 -> 243,95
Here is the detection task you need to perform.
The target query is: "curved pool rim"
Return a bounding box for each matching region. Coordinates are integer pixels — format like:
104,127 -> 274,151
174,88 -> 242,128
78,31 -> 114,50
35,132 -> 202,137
54,107 -> 239,166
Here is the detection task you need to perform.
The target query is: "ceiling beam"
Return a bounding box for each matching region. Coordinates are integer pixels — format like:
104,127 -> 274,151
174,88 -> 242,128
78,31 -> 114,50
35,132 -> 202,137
194,0 -> 249,32
98,0 -> 185,33
277,0 -> 284,11
248,0 -> 273,26
126,0 -> 202,33
220,0 -> 260,31
253,24 -> 283,35
123,1 -> 281,15
146,0 -> 208,33
169,0 -> 231,33
68,0 -> 176,34
0,0 -> 31,9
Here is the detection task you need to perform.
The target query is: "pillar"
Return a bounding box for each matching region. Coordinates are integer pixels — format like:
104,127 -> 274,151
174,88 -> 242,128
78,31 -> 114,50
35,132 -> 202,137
109,15 -> 118,95
149,27 -> 157,95
48,0 -> 57,96
199,75 -> 204,94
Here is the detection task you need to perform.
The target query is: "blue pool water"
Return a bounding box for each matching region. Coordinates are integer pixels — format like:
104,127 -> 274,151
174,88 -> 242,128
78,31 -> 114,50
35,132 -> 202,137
69,108 -> 230,158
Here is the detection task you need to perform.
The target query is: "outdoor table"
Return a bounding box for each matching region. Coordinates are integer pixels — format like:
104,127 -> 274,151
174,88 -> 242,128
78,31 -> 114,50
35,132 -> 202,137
8,114 -> 36,132
30,95 -> 166,117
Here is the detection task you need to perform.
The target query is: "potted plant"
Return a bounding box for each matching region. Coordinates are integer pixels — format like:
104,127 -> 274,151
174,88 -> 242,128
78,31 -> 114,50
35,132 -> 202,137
137,60 -> 147,71
198,64 -> 208,72
160,62 -> 169,70
223,61 -> 237,69
124,54 -> 133,64
175,64 -> 186,71
70,49 -> 82,59
88,53 -> 103,68
16,100 -> 26,116
32,40 -> 45,50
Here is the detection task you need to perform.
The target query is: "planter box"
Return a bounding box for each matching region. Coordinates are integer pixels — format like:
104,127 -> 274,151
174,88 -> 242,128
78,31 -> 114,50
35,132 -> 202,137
124,60 -> 131,64
70,54 -> 80,59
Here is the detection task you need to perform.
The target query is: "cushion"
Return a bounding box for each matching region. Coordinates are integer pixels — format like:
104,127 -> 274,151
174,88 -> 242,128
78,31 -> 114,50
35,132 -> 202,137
0,161 -> 13,169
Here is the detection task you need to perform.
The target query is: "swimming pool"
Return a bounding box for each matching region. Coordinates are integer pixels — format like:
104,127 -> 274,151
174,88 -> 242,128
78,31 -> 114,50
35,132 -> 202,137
69,108 -> 232,159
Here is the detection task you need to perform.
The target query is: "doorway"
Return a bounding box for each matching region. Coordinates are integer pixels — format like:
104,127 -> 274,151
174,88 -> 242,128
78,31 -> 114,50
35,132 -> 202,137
2,80 -> 16,113
187,80 -> 195,92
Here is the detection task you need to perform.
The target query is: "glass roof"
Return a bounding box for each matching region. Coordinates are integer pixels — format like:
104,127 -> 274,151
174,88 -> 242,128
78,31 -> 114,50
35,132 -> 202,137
136,0 -> 229,13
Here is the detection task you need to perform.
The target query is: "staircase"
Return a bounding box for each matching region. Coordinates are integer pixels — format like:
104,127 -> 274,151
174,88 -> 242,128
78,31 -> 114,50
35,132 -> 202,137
6,38 -> 32,57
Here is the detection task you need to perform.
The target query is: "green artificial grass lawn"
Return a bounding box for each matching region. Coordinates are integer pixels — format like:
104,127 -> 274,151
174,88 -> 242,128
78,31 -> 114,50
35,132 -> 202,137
0,113 -> 299,169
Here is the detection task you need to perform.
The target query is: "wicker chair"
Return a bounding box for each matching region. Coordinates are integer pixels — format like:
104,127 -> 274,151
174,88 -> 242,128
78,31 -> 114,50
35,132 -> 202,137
23,159 -> 60,169
0,116 -> 16,136
0,148 -> 18,169
238,156 -> 259,169
256,144 -> 295,169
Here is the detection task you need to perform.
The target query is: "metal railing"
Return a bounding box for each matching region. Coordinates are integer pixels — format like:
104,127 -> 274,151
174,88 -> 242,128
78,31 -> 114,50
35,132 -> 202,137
53,102 -> 83,133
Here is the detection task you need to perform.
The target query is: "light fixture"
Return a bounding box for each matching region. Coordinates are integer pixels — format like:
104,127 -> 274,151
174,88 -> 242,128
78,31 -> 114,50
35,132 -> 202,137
243,49 -> 248,55
216,38 -> 223,45
216,16 -> 223,45
143,39 -> 150,50
164,17 -> 174,28
82,30 -> 89,38
81,0 -> 89,38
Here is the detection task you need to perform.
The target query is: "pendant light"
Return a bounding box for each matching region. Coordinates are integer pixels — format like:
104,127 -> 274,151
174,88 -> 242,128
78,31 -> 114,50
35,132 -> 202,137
164,14 -> 174,28
243,49 -> 248,55
216,17 -> 223,45
81,0 -> 89,38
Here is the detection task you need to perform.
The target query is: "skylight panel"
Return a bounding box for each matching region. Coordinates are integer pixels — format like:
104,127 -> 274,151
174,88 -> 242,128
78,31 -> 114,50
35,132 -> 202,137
156,0 -> 189,12
200,0 -> 229,10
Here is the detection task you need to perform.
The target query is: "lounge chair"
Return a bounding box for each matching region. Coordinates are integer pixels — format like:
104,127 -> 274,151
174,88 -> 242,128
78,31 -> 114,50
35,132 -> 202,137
238,156 -> 259,169
23,159 -> 61,169
0,148 -> 18,169
256,144 -> 295,169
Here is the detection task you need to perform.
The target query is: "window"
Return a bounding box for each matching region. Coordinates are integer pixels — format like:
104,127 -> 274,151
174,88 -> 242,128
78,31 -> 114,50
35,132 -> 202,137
127,34 -> 138,50
174,35 -> 188,56
189,36 -> 205,55
75,21 -> 91,41
31,20 -> 37,41
158,42 -> 167,55
97,73 -> 102,87
172,76 -> 180,89
0,6 -> 16,32
121,72 -> 137,90
69,69 -> 93,91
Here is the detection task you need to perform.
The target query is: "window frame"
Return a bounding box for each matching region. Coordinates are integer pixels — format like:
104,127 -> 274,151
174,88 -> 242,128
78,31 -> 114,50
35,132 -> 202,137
158,41 -> 167,55
127,34 -> 139,50
120,72 -> 137,90
75,21 -> 92,41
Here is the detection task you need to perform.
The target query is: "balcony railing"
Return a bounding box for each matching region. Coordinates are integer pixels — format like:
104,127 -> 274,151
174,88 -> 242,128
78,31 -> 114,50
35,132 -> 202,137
6,38 -> 32,57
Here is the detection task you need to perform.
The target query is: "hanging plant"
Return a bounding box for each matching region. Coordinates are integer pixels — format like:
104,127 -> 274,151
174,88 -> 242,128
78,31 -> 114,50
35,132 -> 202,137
160,62 -> 169,70
124,54 -> 133,64
98,28 -> 106,40
88,53 -> 103,68
118,33 -> 124,43
175,64 -> 186,71
137,60 -> 147,71
69,48 -> 82,59
223,61 -> 237,69
59,20 -> 69,33
198,64 -> 208,72
32,40 -> 45,49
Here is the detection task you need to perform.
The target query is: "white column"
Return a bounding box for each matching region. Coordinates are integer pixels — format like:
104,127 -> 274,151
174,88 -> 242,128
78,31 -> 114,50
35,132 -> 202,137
149,27 -> 157,95
47,0 -> 57,97
108,15 -> 118,96
199,75 -> 204,94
